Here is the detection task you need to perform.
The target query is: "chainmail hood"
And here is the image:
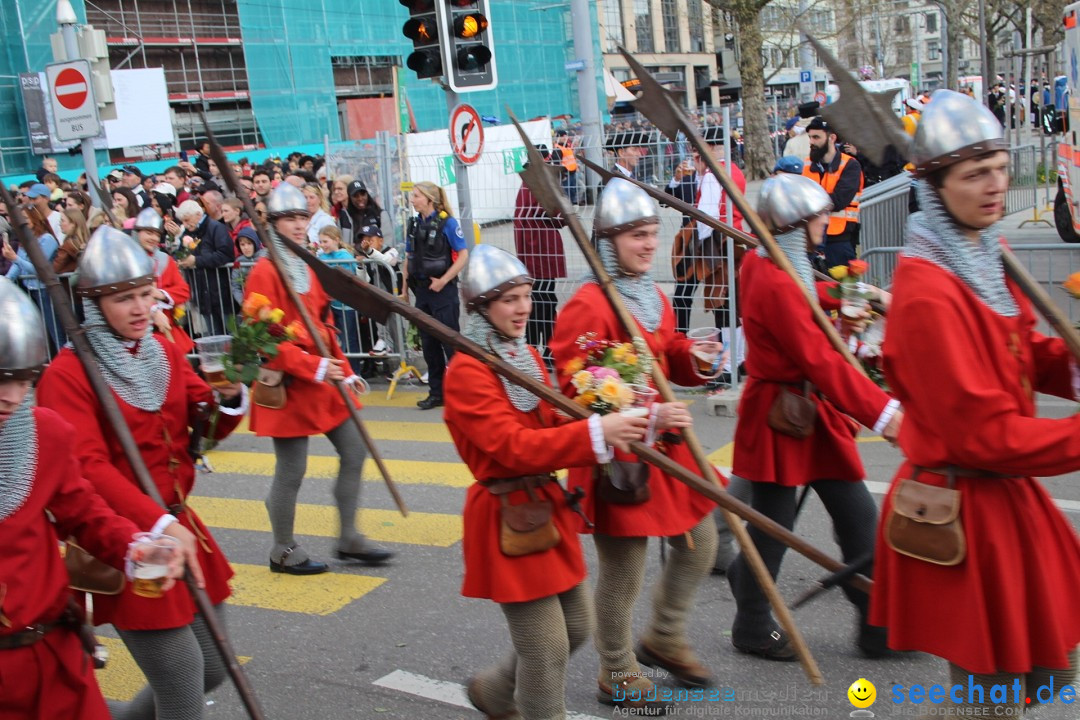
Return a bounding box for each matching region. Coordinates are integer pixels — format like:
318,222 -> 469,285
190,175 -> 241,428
0,389 -> 37,522
585,234 -> 663,332
81,299 -> 172,411
462,311 -> 545,414
757,228 -> 816,293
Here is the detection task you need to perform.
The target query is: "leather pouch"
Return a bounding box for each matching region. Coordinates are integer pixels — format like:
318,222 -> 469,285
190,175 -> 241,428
884,471 -> 965,566
499,485 -> 560,557
252,367 -> 286,410
596,460 -> 651,505
766,383 -> 817,438
64,539 -> 125,595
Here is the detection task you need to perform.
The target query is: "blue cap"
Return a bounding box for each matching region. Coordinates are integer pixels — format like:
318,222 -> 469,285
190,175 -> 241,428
773,156 -> 804,175
784,116 -> 799,131
25,183 -> 50,199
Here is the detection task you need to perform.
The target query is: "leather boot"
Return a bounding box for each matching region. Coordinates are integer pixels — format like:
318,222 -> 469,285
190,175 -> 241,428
596,673 -> 671,715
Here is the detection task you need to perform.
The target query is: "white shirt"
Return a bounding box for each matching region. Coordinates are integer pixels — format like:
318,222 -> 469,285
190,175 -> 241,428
695,170 -> 723,240
306,209 -> 335,247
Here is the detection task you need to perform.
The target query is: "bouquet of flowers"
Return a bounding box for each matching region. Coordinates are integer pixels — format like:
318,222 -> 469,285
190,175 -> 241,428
224,292 -> 298,384
563,333 -> 652,415
827,259 -> 871,314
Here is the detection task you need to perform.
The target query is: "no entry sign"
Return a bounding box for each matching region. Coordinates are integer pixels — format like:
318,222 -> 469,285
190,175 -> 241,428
46,60 -> 100,141
449,103 -> 484,166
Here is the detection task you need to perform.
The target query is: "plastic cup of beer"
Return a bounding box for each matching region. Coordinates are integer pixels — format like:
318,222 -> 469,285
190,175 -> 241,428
687,327 -> 722,380
841,282 -> 870,320
129,533 -> 178,599
621,384 -> 658,417
195,335 -> 232,388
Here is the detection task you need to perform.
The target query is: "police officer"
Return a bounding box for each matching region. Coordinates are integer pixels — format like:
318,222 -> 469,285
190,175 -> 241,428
401,181 -> 470,410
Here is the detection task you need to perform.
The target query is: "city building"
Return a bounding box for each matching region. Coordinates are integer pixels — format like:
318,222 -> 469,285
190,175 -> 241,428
0,0 -> 602,176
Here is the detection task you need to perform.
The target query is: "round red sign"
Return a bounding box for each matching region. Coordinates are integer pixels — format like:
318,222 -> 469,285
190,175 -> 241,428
54,67 -> 89,110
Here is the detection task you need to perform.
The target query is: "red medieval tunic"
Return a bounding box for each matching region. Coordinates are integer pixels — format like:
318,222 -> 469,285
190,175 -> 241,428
444,350 -> 599,603
36,337 -> 241,631
549,282 -> 716,537
734,251 -> 893,486
152,251 -> 195,356
870,255 -> 1080,674
0,409 -> 140,720
244,259 -> 357,438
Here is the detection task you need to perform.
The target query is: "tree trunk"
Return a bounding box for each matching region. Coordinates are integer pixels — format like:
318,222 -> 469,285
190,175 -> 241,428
943,1 -> 963,90
734,6 -> 774,179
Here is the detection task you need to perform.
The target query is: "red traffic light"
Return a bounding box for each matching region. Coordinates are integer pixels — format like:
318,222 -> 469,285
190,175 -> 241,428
403,17 -> 438,43
453,13 -> 488,39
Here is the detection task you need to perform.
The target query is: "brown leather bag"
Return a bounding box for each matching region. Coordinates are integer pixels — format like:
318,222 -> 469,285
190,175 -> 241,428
766,382 -> 817,438
884,469 -> 965,566
492,477 -> 561,557
596,460 -> 651,505
64,539 -> 125,595
252,367 -> 286,409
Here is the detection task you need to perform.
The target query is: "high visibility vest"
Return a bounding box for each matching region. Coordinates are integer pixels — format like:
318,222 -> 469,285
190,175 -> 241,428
558,144 -> 578,172
803,152 -> 862,236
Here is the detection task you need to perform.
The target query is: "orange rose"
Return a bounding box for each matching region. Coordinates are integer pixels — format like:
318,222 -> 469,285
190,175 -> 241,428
285,320 -> 309,343
1064,272 -> 1080,299
256,304 -> 272,322
241,292 -> 272,319
848,259 -> 869,277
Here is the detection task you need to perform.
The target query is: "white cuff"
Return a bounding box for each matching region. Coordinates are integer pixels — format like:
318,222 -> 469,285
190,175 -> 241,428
873,398 -> 901,435
314,357 -> 330,382
215,384 -> 249,417
150,513 -> 177,537
587,414 -> 613,463
156,289 -> 175,310
344,374 -> 370,396
644,404 -> 661,446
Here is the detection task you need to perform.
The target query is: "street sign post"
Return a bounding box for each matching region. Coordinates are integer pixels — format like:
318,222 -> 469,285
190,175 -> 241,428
46,59 -> 100,141
449,102 -> 484,166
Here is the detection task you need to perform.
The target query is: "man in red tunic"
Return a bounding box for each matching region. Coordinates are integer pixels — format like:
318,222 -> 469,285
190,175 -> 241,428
37,226 -> 244,719
445,244 -> 647,720
550,179 -> 724,713
0,276 -> 187,719
872,90 -> 1079,713
245,183 -> 391,574
726,173 -> 902,661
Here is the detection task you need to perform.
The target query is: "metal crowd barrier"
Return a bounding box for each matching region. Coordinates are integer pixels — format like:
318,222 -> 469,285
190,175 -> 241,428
1007,144 -> 1039,217
12,256 -> 411,370
858,172 -> 912,286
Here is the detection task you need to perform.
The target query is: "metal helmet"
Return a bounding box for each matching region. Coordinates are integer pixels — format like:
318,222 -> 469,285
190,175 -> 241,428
76,226 -> 155,298
0,277 -> 49,380
267,183 -> 309,218
756,173 -> 833,233
133,207 -> 164,233
593,178 -> 659,238
911,89 -> 1008,177
461,244 -> 533,312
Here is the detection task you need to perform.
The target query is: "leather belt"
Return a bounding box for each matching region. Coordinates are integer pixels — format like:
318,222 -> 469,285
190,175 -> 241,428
914,465 -> 1019,480
481,474 -> 556,496
0,616 -> 65,650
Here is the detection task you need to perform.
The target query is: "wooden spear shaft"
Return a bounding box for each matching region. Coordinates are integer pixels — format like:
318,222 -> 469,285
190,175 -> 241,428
197,114 -> 407,517
509,113 -> 823,684
0,186 -> 267,720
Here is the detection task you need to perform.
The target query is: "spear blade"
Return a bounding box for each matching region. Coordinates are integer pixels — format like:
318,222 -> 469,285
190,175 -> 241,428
618,46 -> 689,140
803,31 -> 912,166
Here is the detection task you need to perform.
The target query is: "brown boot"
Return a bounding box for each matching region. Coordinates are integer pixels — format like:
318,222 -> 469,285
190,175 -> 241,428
466,677 -> 521,720
596,673 -> 671,716
636,639 -> 714,688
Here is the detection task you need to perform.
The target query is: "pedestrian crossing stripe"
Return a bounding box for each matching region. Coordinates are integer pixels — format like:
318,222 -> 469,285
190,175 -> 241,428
190,496 -> 463,547
94,637 -> 252,702
232,418 -> 454,443
226,562 -> 386,614
206,451 -> 475,487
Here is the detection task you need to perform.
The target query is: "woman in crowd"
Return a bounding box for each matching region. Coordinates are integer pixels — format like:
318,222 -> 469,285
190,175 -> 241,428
872,90 -> 1080,713
329,174 -> 354,222
221,198 -> 254,254
37,226 -> 247,720
303,183 -> 335,249
52,207 -> 90,275
445,244 -> 649,720
112,187 -> 140,229
402,181 -> 469,410
3,204 -> 61,353
725,172 -> 901,661
338,179 -> 382,241
549,178 -> 720,713
245,184 -> 392,574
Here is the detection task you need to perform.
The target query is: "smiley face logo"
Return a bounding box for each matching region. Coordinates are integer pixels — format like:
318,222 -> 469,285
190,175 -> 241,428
848,678 -> 877,709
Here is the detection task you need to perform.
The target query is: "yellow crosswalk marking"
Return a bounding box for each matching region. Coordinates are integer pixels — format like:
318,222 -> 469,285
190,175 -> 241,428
206,451 -> 474,487
95,636 -> 251,702
233,418 -> 453,443
190,496 -> 463,547
226,563 -> 386,614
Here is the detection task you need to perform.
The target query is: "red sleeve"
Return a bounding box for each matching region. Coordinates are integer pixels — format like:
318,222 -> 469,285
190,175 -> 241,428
1028,330 -> 1075,400
159,258 -> 191,305
444,357 -> 598,475
766,276 -> 891,429
177,344 -> 243,440
37,358 -> 166,529
816,281 -> 841,312
889,294 -> 1080,475
662,321 -> 704,388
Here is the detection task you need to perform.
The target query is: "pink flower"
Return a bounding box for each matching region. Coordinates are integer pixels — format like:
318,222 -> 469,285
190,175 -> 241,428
588,366 -> 619,380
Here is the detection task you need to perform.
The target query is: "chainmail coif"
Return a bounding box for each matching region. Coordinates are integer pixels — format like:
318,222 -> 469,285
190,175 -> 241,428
82,300 -> 171,412
904,178 -> 1017,317
0,389 -> 37,522
266,225 -> 311,294
462,312 -> 545,414
757,228 -> 816,292
585,236 -> 663,333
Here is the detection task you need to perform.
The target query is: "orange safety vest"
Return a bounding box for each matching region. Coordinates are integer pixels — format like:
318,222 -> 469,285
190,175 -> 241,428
557,144 -> 578,172
803,153 -> 862,236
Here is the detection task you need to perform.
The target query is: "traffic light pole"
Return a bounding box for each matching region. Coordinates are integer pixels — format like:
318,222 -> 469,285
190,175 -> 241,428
57,0 -> 101,208
444,87 -> 476,247
570,0 -> 604,205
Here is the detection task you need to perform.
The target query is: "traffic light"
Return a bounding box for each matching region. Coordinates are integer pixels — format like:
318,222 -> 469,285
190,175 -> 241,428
400,0 -> 443,79
437,0 -> 497,92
